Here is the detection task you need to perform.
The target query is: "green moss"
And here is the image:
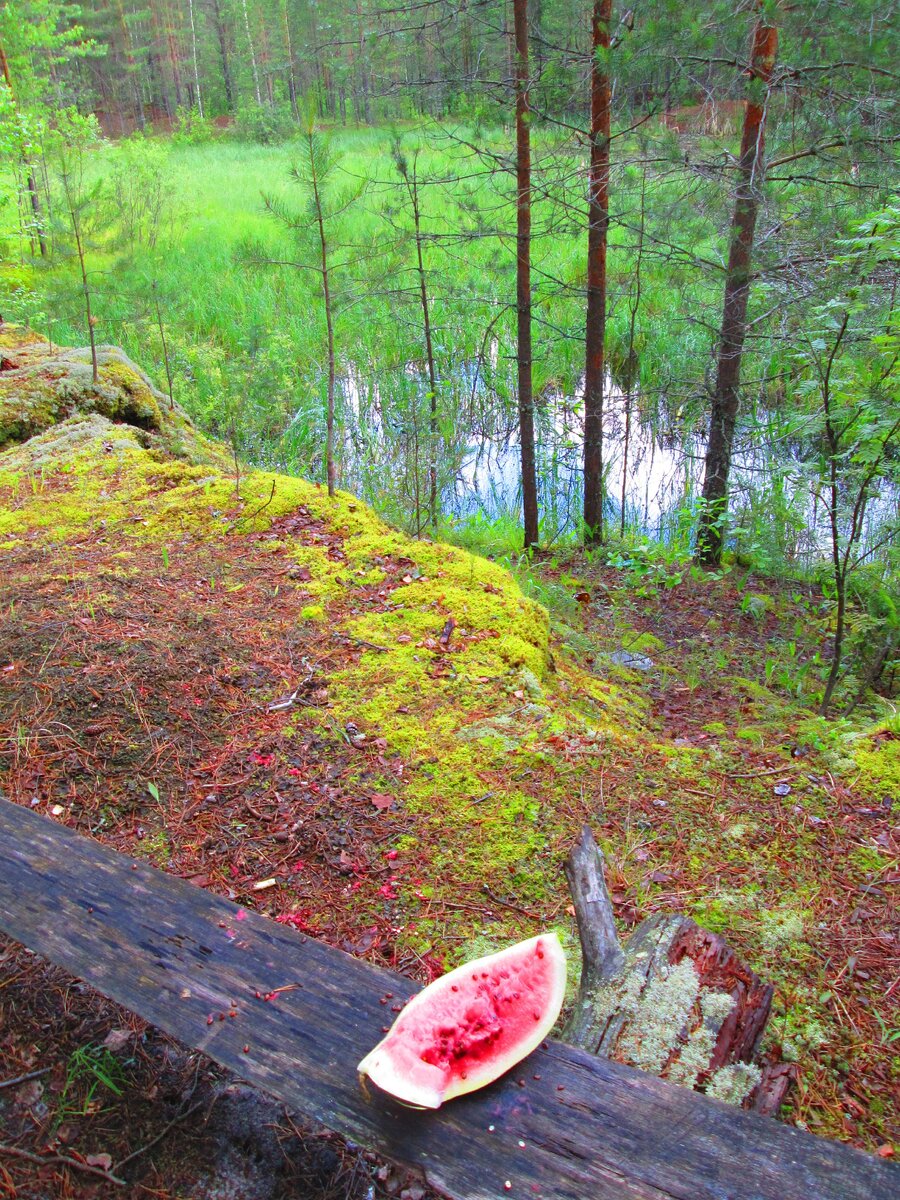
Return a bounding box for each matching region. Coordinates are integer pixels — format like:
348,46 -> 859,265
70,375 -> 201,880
851,727 -> 900,805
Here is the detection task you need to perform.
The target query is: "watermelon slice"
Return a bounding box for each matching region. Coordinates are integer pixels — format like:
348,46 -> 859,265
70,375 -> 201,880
357,933 -> 566,1109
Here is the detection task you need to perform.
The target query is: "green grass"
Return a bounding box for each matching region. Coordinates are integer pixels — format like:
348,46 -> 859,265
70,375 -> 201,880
1,127 -> 727,528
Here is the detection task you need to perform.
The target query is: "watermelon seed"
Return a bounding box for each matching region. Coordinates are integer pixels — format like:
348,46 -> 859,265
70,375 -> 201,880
533,1074 -> 541,1080
518,1140 -> 526,1148
382,1026 -> 390,1032
557,1085 -> 565,1091
504,1182 -> 512,1191
517,1079 -> 525,1088
488,1125 -> 495,1133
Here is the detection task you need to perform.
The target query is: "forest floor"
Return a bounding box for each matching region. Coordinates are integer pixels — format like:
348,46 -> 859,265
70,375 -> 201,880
0,329 -> 897,1196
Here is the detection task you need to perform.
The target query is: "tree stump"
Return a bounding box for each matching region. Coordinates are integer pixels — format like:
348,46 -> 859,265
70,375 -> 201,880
564,825 -> 794,1114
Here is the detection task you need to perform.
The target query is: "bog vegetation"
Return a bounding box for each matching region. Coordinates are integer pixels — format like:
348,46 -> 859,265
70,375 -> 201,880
0,21 -> 898,752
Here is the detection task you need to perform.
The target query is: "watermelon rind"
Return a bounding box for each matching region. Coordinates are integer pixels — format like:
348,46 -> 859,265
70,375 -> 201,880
357,932 -> 566,1109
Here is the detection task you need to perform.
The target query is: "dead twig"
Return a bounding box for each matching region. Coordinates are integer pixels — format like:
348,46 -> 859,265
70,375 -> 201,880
226,481 -> 277,533
113,1097 -> 209,1174
721,762 -> 802,780
480,884 -> 540,921
0,1067 -> 49,1090
0,1143 -> 126,1186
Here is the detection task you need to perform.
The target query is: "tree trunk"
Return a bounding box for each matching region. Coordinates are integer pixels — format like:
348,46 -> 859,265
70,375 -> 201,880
410,170 -> 440,532
307,132 -> 336,498
187,0 -> 203,116
513,0 -> 539,551
240,0 -> 262,106
281,0 -> 299,119
355,1 -> 371,123
0,37 -> 47,258
209,0 -> 235,112
582,0 -> 612,545
620,163 -> 645,539
695,11 -> 779,567
60,170 -> 98,384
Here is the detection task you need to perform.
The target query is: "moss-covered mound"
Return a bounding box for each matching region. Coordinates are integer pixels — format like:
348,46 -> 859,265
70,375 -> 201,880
0,323 -> 626,950
0,323 -> 228,468
1,325 -> 897,1151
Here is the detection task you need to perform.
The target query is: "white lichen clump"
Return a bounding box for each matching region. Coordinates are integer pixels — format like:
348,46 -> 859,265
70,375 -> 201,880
705,1062 -> 763,1105
667,988 -> 735,1089
618,959 -> 701,1073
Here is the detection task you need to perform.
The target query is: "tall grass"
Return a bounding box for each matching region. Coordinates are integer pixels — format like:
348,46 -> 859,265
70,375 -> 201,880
1,125 -> 889,576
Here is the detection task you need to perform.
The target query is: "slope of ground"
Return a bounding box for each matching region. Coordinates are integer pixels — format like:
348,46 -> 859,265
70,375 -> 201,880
0,325 -> 896,1196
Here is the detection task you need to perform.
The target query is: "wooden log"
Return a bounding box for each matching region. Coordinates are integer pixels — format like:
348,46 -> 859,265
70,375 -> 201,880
0,798 -> 895,1200
564,827 -> 790,1110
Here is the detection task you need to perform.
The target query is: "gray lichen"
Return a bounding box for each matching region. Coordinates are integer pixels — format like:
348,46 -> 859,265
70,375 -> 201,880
617,959 -> 701,1074
667,988 -> 735,1089
705,1062 -> 763,1105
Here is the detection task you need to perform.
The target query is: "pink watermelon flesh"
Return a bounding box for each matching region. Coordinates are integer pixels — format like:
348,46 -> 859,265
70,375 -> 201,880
357,933 -> 566,1109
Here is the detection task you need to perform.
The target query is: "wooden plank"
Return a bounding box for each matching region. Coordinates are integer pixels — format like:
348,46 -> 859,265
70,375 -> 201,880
0,797 -> 894,1200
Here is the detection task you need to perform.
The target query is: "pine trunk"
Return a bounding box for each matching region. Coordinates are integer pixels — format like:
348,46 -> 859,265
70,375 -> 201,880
695,13 -> 778,567
513,0 -> 539,551
582,0 -> 612,544
210,0 -> 235,112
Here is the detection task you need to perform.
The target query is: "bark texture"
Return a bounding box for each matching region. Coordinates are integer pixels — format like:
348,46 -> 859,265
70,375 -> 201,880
564,826 -> 792,1115
696,13 -> 778,566
582,0 -> 612,544
513,0 -> 539,550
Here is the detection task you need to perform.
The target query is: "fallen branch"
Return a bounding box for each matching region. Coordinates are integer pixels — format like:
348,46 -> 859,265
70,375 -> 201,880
0,1143 -> 126,1186
0,1067 -> 49,1091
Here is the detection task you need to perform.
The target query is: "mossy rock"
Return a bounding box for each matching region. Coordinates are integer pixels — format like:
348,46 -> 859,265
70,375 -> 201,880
0,326 -> 229,471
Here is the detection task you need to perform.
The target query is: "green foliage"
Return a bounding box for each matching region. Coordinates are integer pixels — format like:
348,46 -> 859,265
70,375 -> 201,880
604,540 -> 686,597
55,1043 -> 127,1125
171,107 -> 217,147
107,134 -> 175,253
233,102 -> 297,144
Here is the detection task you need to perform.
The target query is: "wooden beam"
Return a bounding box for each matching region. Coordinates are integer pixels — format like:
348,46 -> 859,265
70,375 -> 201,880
0,797 -> 895,1200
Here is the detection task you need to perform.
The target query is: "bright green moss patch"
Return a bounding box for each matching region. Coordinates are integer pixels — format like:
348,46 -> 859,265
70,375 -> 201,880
850,726 -> 900,805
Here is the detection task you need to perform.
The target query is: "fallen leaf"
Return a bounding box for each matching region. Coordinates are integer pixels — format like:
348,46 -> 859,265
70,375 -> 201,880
103,1029 -> 132,1051
773,782 -> 792,797
370,793 -> 393,810
86,1153 -> 113,1170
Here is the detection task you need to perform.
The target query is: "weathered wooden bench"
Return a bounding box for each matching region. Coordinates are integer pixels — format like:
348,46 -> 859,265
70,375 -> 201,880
0,796 -> 895,1200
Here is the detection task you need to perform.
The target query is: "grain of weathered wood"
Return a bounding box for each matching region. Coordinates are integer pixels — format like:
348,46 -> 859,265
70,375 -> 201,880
0,797 -> 895,1200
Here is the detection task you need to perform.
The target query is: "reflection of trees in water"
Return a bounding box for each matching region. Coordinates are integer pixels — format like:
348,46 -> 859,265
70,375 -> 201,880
331,359 -> 896,568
